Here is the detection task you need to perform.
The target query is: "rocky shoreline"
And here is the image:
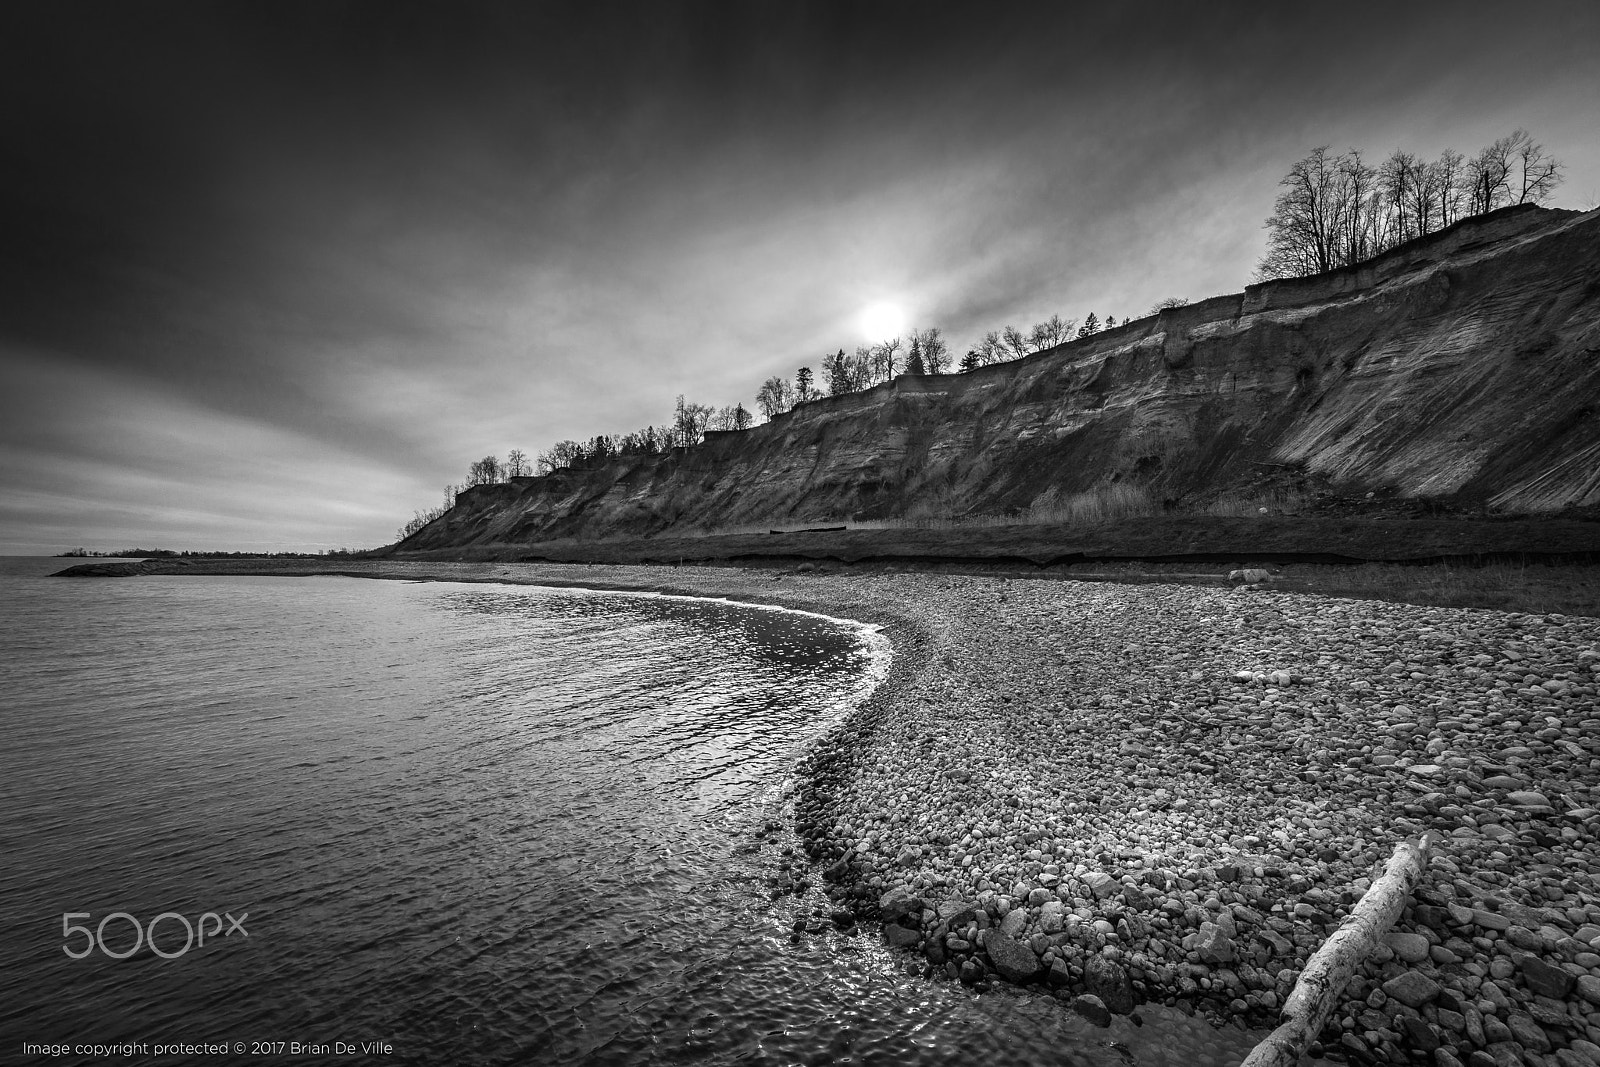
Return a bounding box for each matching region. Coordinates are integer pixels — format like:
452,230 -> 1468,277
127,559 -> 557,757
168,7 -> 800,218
100,560 -> 1600,1065
707,572 -> 1593,1062
751,570 -> 1600,1067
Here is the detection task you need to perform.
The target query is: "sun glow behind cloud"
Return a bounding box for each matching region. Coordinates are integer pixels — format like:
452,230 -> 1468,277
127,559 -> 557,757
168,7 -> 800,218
859,302 -> 907,342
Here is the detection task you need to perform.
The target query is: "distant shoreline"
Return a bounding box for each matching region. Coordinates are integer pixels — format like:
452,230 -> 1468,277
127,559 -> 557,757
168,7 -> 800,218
51,536 -> 1600,618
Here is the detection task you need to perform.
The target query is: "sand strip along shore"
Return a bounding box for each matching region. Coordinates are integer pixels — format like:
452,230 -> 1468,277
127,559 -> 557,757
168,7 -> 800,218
107,560 -> 1600,1065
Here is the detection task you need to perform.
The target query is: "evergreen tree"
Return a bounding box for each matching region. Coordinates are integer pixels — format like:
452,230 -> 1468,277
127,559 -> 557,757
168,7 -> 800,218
824,349 -> 852,395
1078,313 -> 1100,337
959,350 -> 980,372
906,337 -> 926,375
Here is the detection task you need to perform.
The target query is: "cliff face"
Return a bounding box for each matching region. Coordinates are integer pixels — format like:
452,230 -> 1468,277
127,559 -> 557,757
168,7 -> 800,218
404,204 -> 1600,551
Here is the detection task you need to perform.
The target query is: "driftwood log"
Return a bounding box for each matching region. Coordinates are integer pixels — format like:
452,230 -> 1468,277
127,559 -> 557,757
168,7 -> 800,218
1238,835 -> 1436,1067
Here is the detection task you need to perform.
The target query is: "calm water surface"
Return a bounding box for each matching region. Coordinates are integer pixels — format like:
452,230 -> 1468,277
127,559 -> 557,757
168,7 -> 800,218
0,558 -> 1261,1065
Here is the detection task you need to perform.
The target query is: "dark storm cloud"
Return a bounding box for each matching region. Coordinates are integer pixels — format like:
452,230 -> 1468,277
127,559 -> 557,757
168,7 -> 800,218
2,1 -> 1597,552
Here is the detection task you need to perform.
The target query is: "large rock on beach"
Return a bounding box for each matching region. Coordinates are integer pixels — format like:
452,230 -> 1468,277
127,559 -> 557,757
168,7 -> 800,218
1084,955 -> 1135,1015
1383,971 -> 1442,1009
1082,872 -> 1117,899
1517,953 -> 1576,998
1385,931 -> 1431,964
878,886 -> 923,926
938,900 -> 980,927
984,930 -> 1042,983
1195,922 -> 1236,965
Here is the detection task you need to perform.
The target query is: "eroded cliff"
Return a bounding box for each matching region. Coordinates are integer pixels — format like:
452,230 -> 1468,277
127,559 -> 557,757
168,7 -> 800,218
402,204 -> 1600,552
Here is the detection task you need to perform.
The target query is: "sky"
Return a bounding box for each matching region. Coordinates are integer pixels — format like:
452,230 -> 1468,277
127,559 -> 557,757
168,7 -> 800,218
2,1 -> 1597,554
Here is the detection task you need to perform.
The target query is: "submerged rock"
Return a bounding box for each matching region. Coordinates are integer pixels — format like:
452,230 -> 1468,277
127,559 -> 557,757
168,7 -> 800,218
1072,994 -> 1112,1028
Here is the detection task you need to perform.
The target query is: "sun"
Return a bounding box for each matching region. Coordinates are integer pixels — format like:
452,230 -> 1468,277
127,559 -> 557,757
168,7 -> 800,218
859,302 -> 907,341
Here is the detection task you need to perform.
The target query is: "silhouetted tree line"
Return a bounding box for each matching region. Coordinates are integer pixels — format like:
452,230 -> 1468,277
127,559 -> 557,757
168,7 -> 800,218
1257,130 -> 1563,280
951,308 -> 1150,371
536,395 -> 753,473
398,395 -> 762,539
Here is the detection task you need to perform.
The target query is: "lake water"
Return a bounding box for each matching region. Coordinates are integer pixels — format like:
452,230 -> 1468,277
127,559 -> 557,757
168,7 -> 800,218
0,558 -> 1262,1065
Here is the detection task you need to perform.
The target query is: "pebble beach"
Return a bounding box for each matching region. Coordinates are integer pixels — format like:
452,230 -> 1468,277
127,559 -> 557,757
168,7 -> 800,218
776,571 -> 1600,1067
164,560 -> 1600,1065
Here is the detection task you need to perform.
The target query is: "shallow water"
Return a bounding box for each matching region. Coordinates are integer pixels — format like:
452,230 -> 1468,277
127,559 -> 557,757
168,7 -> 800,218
0,559 -> 1264,1065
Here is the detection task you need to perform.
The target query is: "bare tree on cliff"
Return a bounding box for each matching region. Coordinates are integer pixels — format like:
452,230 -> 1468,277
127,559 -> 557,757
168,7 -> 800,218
1456,131 -> 1563,220
1433,148 -> 1468,228
849,346 -> 875,389
673,395 -> 715,447
973,331 -> 1008,366
708,404 -> 754,432
504,449 -> 529,478
1377,150 -> 1422,245
1258,135 -> 1564,280
1410,153 -> 1446,235
754,376 -> 795,421
537,440 -> 584,472
910,327 -> 950,373
795,366 -> 813,402
467,455 -> 501,485
1001,325 -> 1030,360
1149,296 -> 1188,315
1335,149 -> 1377,266
1258,145 -> 1342,279
1509,131 -> 1563,205
1029,314 -> 1075,350
1464,137 -> 1515,217
869,337 -> 902,383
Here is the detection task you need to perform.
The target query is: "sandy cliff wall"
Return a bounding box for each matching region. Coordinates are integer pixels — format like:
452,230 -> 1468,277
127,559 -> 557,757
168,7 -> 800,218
406,205 -> 1600,550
